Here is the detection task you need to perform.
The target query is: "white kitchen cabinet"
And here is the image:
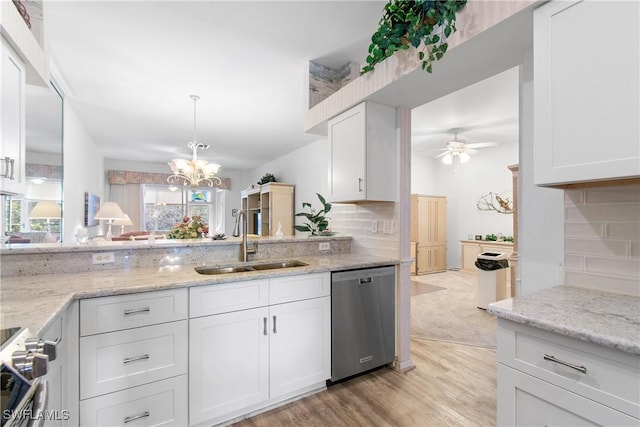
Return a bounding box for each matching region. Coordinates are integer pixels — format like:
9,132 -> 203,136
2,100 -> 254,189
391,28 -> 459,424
79,375 -> 188,427
328,101 -> 396,202
189,307 -> 270,425
0,38 -> 26,195
533,0 -> 640,185
189,273 -> 331,426
39,311 -> 66,427
497,319 -> 640,425
78,289 -> 189,425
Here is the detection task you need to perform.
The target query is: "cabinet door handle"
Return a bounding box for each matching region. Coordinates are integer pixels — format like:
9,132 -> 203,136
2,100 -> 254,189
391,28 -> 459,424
1,157 -> 12,179
273,315 -> 277,334
7,157 -> 15,180
124,411 -> 150,424
124,354 -> 150,364
263,317 -> 268,335
543,354 -> 587,374
124,307 -> 151,316
358,178 -> 363,193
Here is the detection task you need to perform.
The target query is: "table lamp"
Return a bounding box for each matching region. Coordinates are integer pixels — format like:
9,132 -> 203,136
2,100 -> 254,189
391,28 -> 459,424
29,201 -> 62,243
94,202 -> 125,241
112,214 -> 133,236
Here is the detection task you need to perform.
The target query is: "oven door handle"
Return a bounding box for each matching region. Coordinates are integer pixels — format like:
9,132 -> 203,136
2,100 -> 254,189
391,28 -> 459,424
27,378 -> 48,427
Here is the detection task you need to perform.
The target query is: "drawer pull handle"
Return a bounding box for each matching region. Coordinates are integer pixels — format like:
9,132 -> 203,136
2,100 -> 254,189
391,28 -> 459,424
124,307 -> 151,316
273,315 -> 277,334
543,354 -> 587,374
263,317 -> 268,336
124,354 -> 150,364
124,411 -> 150,424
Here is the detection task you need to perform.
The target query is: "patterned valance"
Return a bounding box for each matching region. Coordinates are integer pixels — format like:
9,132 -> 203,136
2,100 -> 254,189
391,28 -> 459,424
26,163 -> 62,180
108,170 -> 231,190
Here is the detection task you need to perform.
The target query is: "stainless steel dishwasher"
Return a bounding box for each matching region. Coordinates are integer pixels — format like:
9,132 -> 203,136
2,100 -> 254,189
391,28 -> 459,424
331,265 -> 395,382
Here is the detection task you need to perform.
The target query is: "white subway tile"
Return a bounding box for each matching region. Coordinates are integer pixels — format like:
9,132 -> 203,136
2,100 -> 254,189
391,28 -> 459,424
565,272 -> 640,297
564,255 -> 584,271
585,257 -> 640,279
565,204 -> 640,222
584,185 -> 640,204
564,222 -> 605,239
606,222 -> 640,241
564,238 -> 629,257
564,189 -> 584,206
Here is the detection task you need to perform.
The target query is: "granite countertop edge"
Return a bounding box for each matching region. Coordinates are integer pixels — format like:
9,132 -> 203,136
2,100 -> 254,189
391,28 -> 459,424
0,254 -> 398,338
488,285 -> 640,355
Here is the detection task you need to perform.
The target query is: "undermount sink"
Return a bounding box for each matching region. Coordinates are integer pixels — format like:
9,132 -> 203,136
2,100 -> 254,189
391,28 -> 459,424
195,260 -> 308,275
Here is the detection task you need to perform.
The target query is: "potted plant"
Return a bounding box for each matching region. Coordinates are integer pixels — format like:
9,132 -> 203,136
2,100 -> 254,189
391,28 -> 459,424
168,215 -> 209,239
362,0 -> 467,74
294,193 -> 334,236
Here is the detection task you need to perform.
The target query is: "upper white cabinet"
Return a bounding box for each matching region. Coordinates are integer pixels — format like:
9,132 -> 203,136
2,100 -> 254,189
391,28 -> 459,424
534,0 -> 640,185
0,39 -> 26,195
328,101 -> 396,202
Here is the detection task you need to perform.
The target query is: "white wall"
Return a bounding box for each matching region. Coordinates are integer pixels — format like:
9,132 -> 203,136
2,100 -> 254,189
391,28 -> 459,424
411,143 -> 517,268
62,101 -> 105,243
517,51 -> 565,295
245,138 -> 330,218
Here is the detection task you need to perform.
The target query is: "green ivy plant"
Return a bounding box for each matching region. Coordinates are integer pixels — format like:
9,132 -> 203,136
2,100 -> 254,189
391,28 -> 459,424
362,0 -> 467,74
294,193 -> 333,236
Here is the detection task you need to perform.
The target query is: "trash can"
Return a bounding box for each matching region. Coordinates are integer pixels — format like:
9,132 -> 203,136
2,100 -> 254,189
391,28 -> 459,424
475,252 -> 509,309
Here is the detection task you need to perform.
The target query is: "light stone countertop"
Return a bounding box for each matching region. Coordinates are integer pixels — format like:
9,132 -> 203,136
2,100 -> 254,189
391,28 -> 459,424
488,285 -> 640,355
0,253 -> 397,338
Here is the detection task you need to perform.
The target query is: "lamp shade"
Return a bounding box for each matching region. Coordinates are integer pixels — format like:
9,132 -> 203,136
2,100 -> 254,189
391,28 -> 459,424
112,213 -> 133,226
94,202 -> 125,220
29,201 -> 62,219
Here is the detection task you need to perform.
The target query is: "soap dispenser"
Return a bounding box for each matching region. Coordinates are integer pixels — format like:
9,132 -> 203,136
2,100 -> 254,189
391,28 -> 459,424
275,222 -> 284,239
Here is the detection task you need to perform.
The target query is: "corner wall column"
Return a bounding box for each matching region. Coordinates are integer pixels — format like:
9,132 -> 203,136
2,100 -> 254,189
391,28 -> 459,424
395,107 -> 415,372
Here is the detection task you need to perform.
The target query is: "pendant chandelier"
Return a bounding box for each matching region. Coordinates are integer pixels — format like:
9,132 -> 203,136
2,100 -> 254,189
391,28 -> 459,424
168,95 -> 222,187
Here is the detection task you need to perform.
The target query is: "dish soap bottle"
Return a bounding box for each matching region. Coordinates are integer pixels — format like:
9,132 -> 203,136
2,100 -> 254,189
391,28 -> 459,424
275,222 -> 284,239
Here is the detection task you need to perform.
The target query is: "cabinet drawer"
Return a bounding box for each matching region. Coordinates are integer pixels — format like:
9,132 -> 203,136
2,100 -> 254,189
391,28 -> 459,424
80,375 -> 188,427
269,273 -> 330,305
80,289 -> 187,336
190,279 -> 269,317
498,320 -> 640,418
80,321 -> 188,399
498,364 -> 637,426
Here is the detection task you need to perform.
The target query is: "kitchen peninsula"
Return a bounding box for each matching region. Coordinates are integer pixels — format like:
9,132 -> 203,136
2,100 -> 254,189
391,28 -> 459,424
1,235 -> 399,426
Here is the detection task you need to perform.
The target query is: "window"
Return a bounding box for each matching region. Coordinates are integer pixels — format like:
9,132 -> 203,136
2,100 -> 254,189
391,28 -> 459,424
142,185 -> 225,233
3,199 -> 62,234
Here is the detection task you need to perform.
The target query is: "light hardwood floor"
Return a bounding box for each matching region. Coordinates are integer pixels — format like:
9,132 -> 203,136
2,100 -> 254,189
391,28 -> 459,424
234,272 -> 497,426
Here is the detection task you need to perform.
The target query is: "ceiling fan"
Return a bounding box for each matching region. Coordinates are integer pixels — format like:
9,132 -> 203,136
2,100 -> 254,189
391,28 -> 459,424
433,132 -> 498,169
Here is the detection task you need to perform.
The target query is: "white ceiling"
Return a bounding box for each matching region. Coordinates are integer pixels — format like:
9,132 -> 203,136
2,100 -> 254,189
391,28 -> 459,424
42,1 -> 518,171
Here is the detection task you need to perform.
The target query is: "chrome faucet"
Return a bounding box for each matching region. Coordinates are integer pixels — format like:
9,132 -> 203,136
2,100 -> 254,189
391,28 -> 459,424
232,209 -> 257,262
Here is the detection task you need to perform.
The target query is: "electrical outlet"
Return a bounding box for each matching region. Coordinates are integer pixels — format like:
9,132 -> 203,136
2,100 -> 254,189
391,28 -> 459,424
319,242 -> 330,251
371,220 -> 378,234
382,221 -> 394,234
92,252 -> 115,264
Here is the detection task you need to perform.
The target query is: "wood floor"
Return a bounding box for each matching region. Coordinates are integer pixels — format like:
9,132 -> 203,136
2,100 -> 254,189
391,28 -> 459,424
234,339 -> 496,427
234,272 -> 497,426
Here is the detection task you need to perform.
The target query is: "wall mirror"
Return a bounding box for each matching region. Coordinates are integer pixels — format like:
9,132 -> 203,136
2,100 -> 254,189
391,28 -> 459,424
3,82 -> 63,244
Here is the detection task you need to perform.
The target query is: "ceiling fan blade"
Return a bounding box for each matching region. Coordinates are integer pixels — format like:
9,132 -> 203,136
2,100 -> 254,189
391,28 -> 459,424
466,148 -> 479,154
434,151 -> 449,159
465,142 -> 499,149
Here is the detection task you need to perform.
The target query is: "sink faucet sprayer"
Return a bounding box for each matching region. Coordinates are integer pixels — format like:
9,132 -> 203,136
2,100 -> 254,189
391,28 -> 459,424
232,209 -> 257,262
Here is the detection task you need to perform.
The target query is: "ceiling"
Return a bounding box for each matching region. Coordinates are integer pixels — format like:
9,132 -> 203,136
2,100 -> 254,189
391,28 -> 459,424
42,1 -> 518,172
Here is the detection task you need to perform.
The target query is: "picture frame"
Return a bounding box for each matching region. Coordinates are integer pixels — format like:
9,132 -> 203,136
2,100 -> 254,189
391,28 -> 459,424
84,192 -> 100,226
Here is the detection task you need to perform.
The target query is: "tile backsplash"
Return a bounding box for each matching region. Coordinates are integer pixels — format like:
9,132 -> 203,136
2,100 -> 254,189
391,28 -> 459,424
564,184 -> 640,296
330,202 -> 399,259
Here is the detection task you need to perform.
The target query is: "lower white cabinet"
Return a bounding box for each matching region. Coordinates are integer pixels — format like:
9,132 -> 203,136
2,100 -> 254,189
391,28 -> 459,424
79,375 -> 188,427
497,319 -> 640,426
189,273 -> 331,426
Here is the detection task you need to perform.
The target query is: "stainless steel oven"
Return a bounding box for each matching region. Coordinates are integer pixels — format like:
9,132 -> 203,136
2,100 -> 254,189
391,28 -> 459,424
1,362 -> 47,427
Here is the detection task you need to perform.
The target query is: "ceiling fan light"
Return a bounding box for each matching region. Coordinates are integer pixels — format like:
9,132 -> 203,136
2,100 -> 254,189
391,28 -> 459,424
442,153 -> 453,165
460,152 -> 471,163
